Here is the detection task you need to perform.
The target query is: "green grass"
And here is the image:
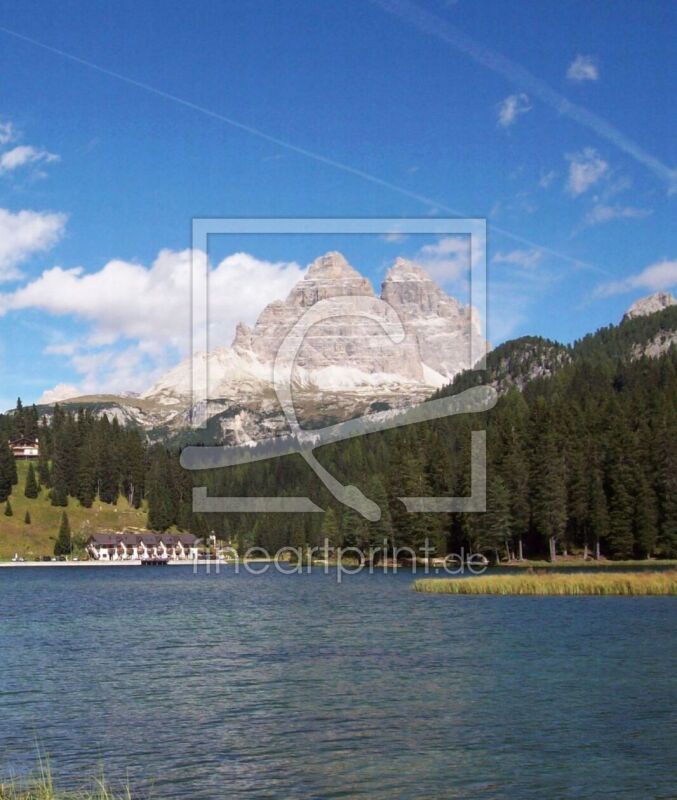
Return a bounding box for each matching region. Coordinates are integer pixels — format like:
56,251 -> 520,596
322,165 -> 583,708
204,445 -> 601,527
414,571 -> 677,596
0,461 -> 147,561
0,763 -> 131,800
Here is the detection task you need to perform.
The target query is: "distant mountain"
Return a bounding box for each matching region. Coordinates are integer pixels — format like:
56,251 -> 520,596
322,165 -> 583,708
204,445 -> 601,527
622,290 -> 675,321
37,276 -> 677,446
438,294 -> 677,400
42,252 -> 487,442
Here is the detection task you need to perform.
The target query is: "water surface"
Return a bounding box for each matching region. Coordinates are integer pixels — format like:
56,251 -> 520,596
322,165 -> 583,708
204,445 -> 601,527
1,566 -> 675,799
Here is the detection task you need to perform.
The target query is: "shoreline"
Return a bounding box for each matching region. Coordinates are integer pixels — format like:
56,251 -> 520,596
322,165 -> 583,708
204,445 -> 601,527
0,559 -> 239,568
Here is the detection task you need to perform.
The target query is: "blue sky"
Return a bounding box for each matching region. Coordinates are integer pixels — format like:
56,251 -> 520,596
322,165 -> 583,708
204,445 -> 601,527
0,0 -> 674,408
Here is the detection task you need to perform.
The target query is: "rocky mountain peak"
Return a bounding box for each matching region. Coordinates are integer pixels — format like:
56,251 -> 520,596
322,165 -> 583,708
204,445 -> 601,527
306,251 -> 360,280
623,291 -> 676,321
285,251 -> 374,311
384,258 -> 432,283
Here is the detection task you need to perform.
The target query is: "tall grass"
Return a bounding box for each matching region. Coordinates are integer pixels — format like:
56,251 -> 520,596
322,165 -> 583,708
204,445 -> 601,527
414,571 -> 677,596
0,763 -> 131,800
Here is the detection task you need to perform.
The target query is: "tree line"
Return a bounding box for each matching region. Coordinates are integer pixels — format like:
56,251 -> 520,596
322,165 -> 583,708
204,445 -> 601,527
0,307 -> 674,561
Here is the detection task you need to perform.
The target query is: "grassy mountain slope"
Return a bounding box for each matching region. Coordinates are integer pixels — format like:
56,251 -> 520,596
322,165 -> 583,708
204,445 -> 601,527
0,461 -> 147,560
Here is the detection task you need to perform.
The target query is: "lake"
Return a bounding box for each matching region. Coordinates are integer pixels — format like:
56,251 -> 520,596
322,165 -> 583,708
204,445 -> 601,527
1,565 -> 675,799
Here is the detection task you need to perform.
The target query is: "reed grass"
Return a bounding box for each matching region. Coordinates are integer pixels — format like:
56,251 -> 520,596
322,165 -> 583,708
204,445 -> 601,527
498,558 -> 677,569
414,571 -> 677,596
0,764 -> 131,800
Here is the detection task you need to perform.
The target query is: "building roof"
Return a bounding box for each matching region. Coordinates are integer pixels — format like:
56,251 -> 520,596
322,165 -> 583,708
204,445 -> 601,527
9,436 -> 39,447
87,531 -> 200,546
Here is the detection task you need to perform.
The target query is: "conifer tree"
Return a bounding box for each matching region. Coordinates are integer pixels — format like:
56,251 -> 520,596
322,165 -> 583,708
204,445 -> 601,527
587,462 -> 609,559
24,463 -> 39,499
76,439 -> 97,508
530,401 -> 567,561
634,475 -> 658,559
37,447 -> 51,487
54,512 -> 71,556
24,510 -> 31,524
146,447 -> 176,530
320,507 -> 339,548
484,476 -> 513,563
4,499 -> 12,516
0,440 -> 15,502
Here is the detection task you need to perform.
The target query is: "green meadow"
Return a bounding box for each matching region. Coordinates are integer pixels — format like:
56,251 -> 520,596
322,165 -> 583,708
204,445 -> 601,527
0,461 -> 147,561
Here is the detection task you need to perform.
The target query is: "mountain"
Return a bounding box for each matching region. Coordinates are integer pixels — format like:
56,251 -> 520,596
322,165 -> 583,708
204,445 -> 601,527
45,252 -> 487,442
437,296 -> 677,400
622,290 -> 676,321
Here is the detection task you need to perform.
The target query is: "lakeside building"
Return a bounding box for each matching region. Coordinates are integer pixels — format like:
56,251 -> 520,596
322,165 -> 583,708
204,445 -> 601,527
9,436 -> 39,459
86,531 -> 200,561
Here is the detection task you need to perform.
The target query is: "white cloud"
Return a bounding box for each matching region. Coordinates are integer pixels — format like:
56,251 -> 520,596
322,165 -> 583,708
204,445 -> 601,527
0,120 -> 16,146
566,147 -> 609,196
497,93 -> 531,127
594,259 -> 677,297
582,204 -> 652,228
567,55 -> 599,82
38,383 -> 81,404
0,145 -> 59,174
0,208 -> 67,281
416,235 -> 471,288
492,248 -> 543,270
2,248 -> 305,395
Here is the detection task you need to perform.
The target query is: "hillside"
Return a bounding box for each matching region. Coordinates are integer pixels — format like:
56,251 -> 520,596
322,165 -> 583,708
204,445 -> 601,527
0,461 -> 147,560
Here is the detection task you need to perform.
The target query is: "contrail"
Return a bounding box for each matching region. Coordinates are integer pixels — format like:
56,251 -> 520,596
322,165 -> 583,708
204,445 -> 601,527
372,0 -> 676,191
0,23 -> 607,273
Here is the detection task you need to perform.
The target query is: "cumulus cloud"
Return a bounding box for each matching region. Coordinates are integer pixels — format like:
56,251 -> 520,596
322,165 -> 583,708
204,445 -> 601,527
38,383 -> 81,404
567,55 -> 599,82
2,248 -> 305,396
594,259 -> 677,297
497,93 -> 532,127
0,145 -> 59,174
582,204 -> 652,229
416,235 -> 472,289
566,147 -> 609,196
0,208 -> 67,281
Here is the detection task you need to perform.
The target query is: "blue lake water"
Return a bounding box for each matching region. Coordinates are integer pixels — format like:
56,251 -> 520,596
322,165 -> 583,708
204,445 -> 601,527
1,565 -> 675,799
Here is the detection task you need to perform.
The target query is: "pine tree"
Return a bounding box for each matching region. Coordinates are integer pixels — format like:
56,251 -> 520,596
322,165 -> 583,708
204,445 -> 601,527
49,428 -> 70,507
587,462 -> 609,559
530,401 -> 567,561
24,510 -> 31,524
146,447 -> 176,530
0,440 -> 14,502
634,475 -> 658,559
4,499 -> 12,516
655,416 -> 677,557
483,476 -> 513,563
97,423 -> 120,505
605,412 -> 635,560
320,507 -> 339,548
76,439 -> 97,508
37,447 -> 51,487
54,512 -> 71,556
24,463 -> 39,499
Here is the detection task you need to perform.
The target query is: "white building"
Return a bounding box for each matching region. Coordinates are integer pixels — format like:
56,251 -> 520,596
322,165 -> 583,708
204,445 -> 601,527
86,531 -> 200,561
